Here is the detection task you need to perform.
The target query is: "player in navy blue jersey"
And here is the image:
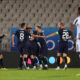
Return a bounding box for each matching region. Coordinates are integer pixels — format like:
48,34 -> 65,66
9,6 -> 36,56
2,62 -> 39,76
47,22 -> 71,70
26,27 -> 46,70
26,27 -> 38,70
32,26 -> 48,70
0,34 -> 7,68
12,23 -> 31,69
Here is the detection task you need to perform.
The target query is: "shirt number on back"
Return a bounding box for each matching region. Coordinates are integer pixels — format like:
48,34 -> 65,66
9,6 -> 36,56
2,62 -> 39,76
20,33 -> 24,41
62,32 -> 69,41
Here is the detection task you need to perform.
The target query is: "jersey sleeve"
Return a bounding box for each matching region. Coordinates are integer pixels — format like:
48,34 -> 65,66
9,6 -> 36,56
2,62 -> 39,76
73,18 -> 78,25
25,30 -> 31,36
57,29 -> 61,35
0,35 -> 5,39
14,30 -> 18,36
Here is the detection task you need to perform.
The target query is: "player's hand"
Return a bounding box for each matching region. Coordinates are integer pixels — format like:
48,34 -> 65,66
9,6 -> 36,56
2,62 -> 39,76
46,36 -> 49,38
12,42 -> 15,47
74,38 -> 77,41
42,36 -> 47,39
4,34 -> 7,36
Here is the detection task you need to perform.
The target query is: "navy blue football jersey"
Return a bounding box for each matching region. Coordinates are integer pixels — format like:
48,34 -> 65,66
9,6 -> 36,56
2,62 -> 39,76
58,28 -> 71,43
33,31 -> 45,43
14,29 -> 30,44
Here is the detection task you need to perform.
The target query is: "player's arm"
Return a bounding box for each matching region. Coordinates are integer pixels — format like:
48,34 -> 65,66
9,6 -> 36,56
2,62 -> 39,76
0,34 -> 7,39
11,34 -> 15,47
68,36 -> 72,39
32,34 -> 46,39
70,24 -> 76,39
47,32 -> 58,38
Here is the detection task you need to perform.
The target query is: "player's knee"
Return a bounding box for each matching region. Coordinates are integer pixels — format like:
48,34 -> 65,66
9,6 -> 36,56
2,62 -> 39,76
31,55 -> 34,59
63,53 -> 67,57
0,54 -> 3,59
23,54 -> 28,58
57,53 -> 61,56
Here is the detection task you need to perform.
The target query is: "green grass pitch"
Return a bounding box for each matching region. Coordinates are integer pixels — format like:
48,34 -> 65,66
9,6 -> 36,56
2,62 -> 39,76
0,68 -> 80,80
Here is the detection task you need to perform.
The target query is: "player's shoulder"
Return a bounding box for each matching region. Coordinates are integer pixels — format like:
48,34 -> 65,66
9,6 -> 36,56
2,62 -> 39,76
75,16 -> 80,21
15,30 -> 20,33
63,28 -> 70,32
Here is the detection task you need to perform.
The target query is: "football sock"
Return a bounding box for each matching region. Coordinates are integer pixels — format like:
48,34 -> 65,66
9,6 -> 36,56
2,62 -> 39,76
31,59 -> 34,66
25,58 -> 29,67
19,57 -> 23,68
43,57 -> 47,65
0,59 -> 3,68
63,57 -> 67,64
39,57 -> 42,65
57,56 -> 60,67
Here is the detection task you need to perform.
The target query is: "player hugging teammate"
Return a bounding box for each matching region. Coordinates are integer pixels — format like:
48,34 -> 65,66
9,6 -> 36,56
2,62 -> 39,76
11,22 -> 73,70
12,23 -> 48,70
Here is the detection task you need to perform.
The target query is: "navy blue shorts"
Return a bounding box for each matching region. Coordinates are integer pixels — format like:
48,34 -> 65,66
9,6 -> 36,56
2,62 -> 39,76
18,43 -> 27,55
58,42 -> 68,54
40,42 -> 48,57
29,41 -> 39,56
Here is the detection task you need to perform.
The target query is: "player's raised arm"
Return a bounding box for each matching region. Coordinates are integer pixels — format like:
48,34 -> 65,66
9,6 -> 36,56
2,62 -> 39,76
11,34 -> 15,47
32,34 -> 46,39
47,32 -> 58,38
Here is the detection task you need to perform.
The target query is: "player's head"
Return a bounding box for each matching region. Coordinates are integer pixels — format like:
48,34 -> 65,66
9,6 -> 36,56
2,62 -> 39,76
35,25 -> 41,31
20,23 -> 26,29
26,27 -> 32,32
58,22 -> 64,28
78,7 -> 80,15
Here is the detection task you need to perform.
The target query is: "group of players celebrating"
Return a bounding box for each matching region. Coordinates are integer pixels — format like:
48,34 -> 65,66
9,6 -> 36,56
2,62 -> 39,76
11,22 -> 71,70
0,7 -> 80,70
12,24 -> 48,70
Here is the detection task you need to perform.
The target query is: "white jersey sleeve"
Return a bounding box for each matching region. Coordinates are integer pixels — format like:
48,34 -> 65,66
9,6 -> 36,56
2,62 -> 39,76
73,16 -> 80,26
73,18 -> 78,25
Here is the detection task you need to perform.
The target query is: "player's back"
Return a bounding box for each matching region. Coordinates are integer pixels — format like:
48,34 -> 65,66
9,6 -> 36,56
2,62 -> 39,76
15,29 -> 30,44
58,28 -> 70,43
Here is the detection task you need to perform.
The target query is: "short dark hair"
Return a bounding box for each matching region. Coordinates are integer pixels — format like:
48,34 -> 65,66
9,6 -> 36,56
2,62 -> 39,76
26,27 -> 32,29
78,7 -> 80,15
78,7 -> 80,11
20,23 -> 26,28
36,26 -> 42,29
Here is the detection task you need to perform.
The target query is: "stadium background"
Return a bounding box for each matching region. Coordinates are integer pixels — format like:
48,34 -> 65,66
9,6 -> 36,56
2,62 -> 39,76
0,0 -> 80,68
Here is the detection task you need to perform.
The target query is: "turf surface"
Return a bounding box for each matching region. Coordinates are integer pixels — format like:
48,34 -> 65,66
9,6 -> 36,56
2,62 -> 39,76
0,68 -> 80,80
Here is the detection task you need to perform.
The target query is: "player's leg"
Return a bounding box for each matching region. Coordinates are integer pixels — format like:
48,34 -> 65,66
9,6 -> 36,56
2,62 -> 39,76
0,54 -> 3,68
56,53 -> 61,70
63,43 -> 68,70
18,45 -> 24,69
38,55 -> 43,70
31,55 -> 37,70
63,53 -> 67,70
19,54 -> 23,69
31,55 -> 35,69
40,42 -> 48,70
23,53 -> 29,69
56,42 -> 63,70
42,56 -> 48,70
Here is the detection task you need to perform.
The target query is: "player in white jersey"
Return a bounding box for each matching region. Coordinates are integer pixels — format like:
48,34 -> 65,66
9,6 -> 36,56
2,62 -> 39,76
70,7 -> 80,58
